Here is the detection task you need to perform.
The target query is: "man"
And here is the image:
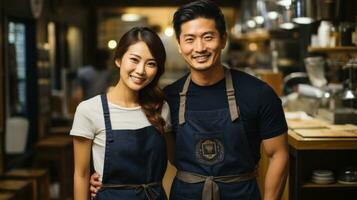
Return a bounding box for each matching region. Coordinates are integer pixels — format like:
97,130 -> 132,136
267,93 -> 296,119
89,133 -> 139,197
74,50 -> 114,101
90,1 -> 288,199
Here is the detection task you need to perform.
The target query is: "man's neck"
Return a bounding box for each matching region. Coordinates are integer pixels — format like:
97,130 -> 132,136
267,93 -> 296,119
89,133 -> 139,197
190,64 -> 225,86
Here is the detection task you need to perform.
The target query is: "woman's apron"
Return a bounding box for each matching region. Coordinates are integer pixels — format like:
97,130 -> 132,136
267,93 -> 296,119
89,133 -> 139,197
96,94 -> 168,200
170,69 -> 260,200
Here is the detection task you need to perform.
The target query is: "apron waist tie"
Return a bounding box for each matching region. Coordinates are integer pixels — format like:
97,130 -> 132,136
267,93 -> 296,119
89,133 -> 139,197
102,181 -> 162,200
176,170 -> 257,200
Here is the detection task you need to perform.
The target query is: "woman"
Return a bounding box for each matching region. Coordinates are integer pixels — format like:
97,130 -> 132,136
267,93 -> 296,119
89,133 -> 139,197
71,27 -> 170,200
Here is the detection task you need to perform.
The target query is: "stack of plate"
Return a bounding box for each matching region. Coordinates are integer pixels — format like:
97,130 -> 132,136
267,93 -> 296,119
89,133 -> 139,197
312,170 -> 335,184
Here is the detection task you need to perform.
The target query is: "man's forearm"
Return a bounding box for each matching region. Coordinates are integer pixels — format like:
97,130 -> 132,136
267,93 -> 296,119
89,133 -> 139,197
264,151 -> 289,200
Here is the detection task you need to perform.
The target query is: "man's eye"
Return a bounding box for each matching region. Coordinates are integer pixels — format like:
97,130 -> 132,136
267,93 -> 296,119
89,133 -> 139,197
204,36 -> 213,41
185,38 -> 193,43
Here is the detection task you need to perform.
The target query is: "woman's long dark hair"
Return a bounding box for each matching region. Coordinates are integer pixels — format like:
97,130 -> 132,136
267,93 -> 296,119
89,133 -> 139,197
114,27 -> 166,134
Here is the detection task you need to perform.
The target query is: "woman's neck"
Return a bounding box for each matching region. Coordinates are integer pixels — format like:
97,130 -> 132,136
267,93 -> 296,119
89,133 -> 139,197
107,81 -> 140,108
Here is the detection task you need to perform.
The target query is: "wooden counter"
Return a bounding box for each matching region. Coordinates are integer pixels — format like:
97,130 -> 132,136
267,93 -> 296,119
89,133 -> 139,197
287,124 -> 357,200
288,129 -> 357,150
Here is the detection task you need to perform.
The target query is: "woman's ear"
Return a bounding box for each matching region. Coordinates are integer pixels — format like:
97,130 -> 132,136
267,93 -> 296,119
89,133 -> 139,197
115,59 -> 121,68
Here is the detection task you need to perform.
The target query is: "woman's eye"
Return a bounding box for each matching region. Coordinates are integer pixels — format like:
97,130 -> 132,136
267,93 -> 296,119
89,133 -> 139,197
130,58 -> 139,63
147,62 -> 157,68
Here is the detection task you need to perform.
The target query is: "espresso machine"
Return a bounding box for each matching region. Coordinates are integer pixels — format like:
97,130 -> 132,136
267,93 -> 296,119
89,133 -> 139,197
317,58 -> 357,124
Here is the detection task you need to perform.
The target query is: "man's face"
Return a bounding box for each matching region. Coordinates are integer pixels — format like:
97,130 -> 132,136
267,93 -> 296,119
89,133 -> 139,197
177,17 -> 227,72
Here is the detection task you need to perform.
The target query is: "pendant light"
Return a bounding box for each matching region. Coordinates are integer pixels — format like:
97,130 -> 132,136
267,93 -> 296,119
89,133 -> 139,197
293,0 -> 316,24
278,1 -> 296,30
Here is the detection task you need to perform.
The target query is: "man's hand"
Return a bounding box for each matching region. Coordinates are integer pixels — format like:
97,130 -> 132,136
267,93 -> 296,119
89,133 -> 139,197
89,172 -> 102,198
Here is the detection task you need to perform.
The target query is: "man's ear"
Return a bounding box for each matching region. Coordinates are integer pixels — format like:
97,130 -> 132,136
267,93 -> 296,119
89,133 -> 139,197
177,42 -> 182,54
221,32 -> 228,49
115,59 -> 121,68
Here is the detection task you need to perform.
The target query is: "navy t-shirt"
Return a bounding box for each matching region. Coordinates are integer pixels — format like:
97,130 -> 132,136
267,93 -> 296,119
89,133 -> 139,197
163,68 -> 288,163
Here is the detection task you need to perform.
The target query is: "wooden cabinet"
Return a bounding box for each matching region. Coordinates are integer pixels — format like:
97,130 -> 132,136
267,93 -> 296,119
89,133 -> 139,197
308,46 -> 357,53
36,45 -> 51,138
288,130 -> 357,200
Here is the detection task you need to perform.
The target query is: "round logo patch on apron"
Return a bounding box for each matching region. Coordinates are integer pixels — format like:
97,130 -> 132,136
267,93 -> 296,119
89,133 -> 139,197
196,138 -> 224,165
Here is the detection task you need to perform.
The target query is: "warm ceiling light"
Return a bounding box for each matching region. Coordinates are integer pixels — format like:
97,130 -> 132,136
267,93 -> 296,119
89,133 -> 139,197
277,0 -> 292,8
107,40 -> 117,49
268,11 -> 279,20
247,20 -> 256,28
254,16 -> 265,25
293,0 -> 316,24
164,27 -> 174,37
293,17 -> 314,24
279,22 -> 295,29
121,14 -> 141,22
248,43 -> 258,51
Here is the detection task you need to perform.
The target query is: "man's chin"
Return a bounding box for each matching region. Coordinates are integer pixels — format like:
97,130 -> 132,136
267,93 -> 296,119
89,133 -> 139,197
190,64 -> 212,71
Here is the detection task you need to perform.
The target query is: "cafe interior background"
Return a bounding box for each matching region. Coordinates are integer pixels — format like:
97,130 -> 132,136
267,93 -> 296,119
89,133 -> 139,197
0,0 -> 356,199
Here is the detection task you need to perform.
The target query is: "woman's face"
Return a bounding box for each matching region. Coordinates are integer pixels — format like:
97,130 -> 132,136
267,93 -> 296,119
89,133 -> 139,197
116,41 -> 158,92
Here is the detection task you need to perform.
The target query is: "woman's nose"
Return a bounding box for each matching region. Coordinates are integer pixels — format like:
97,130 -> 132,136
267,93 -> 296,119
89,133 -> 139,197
134,63 -> 146,75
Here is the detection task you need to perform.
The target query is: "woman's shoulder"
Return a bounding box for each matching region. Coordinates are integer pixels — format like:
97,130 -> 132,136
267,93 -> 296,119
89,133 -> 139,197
75,95 -> 102,114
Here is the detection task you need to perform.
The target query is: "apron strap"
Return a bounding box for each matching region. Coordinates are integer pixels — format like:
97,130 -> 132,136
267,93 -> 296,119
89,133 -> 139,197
101,94 -> 113,141
176,170 -> 257,200
178,68 -> 239,125
178,74 -> 191,125
225,69 -> 240,121
102,182 -> 162,200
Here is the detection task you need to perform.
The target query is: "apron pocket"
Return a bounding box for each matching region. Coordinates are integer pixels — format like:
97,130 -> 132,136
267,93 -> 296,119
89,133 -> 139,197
194,131 -> 225,166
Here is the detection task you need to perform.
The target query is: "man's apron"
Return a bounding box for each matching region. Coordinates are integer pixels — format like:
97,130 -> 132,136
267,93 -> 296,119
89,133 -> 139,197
170,69 -> 260,200
95,94 -> 168,200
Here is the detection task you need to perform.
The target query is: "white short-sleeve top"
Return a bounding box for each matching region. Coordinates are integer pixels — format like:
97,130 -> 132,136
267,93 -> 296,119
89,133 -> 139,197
70,95 -> 171,180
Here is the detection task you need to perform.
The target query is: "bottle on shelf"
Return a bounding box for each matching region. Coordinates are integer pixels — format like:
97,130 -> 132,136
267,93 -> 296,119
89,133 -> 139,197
318,21 -> 333,47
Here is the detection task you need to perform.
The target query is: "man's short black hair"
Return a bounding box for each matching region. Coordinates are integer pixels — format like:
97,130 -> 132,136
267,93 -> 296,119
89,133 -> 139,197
173,0 -> 226,40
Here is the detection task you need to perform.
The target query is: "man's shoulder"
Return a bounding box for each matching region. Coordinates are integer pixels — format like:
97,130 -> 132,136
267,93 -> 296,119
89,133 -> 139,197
230,68 -> 266,89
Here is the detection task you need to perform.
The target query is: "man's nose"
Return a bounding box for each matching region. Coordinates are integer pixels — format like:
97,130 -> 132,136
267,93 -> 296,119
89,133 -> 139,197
194,39 -> 206,52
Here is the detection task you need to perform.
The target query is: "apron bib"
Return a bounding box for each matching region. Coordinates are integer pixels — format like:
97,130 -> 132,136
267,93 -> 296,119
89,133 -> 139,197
170,69 -> 260,200
96,94 -> 168,200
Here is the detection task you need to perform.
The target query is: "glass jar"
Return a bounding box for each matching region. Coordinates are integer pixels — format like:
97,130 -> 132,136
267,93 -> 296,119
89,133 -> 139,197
339,22 -> 356,46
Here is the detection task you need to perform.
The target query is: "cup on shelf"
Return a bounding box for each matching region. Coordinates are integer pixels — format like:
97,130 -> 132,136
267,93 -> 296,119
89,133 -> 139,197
338,166 -> 357,184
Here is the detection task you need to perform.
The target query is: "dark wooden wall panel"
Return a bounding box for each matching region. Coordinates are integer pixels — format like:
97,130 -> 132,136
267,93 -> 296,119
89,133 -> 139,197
0,0 -> 5,174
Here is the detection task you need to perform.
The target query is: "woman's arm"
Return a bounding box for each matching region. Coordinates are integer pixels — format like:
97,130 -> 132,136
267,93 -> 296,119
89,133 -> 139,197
73,136 -> 92,200
164,131 -> 175,166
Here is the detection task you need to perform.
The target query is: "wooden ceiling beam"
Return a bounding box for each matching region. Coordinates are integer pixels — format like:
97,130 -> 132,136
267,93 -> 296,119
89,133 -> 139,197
87,0 -> 241,8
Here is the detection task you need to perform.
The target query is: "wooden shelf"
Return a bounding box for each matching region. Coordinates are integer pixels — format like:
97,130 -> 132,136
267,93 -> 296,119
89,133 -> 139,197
303,181 -> 357,188
308,46 -> 357,53
231,31 -> 270,42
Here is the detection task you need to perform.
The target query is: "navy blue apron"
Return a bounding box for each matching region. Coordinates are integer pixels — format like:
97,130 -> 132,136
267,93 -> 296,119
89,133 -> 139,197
95,94 -> 168,200
170,69 -> 260,200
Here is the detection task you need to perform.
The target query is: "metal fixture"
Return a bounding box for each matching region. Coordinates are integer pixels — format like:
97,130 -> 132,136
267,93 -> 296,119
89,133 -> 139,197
293,0 -> 316,24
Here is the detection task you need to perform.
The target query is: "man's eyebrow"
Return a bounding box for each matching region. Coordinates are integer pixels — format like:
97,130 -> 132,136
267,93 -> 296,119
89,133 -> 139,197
202,31 -> 215,36
182,31 -> 215,37
182,34 -> 195,38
